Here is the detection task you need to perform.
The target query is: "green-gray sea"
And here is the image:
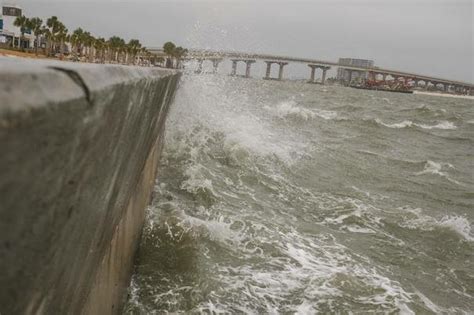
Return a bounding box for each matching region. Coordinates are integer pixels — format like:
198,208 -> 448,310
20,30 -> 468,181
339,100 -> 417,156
125,74 -> 473,314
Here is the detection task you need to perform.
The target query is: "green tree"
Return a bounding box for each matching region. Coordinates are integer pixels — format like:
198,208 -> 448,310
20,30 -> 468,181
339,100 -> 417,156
127,39 -> 141,65
41,26 -> 52,56
173,46 -> 188,69
94,37 -> 106,63
56,25 -> 68,58
70,28 -> 85,58
108,36 -> 124,62
163,41 -> 176,68
28,17 -> 43,55
13,15 -> 30,49
46,16 -> 65,55
83,32 -> 95,62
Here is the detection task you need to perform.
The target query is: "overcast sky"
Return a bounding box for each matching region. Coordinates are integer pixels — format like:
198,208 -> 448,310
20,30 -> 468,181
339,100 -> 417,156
7,0 -> 473,82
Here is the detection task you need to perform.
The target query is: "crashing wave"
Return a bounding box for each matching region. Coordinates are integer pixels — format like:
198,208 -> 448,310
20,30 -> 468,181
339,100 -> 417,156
399,207 -> 473,242
266,100 -> 337,121
415,160 -> 461,185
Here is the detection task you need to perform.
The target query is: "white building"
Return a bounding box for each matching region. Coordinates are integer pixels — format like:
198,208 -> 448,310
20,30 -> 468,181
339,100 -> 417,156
0,3 -> 34,48
336,58 -> 375,82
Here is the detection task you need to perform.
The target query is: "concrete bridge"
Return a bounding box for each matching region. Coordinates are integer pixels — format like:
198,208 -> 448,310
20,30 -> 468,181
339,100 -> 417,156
149,48 -> 474,95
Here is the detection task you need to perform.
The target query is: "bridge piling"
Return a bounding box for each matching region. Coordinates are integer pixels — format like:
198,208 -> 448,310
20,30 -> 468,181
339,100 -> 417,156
321,66 -> 330,85
212,59 -> 221,73
308,65 -> 316,83
231,60 -> 238,76
278,62 -> 288,80
347,70 -> 353,85
265,61 -> 272,79
245,60 -> 256,78
195,59 -> 204,74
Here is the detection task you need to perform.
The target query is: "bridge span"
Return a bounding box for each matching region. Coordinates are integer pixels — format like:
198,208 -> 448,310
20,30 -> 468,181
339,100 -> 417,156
148,48 -> 473,95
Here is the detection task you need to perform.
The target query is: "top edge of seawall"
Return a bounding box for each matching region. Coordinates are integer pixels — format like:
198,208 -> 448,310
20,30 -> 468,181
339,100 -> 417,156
0,57 -> 181,114
0,56 -> 179,88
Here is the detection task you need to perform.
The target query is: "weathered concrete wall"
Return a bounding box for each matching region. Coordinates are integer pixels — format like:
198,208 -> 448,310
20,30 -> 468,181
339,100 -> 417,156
0,58 -> 181,314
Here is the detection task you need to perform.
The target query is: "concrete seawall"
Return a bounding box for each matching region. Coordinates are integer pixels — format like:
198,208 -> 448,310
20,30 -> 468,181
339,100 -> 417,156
0,59 -> 181,314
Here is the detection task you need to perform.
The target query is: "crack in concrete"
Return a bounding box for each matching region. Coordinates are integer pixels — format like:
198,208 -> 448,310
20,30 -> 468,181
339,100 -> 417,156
49,66 -> 92,106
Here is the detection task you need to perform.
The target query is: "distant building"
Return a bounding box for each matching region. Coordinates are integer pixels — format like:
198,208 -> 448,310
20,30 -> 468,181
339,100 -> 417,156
0,3 -> 34,48
337,58 -> 375,82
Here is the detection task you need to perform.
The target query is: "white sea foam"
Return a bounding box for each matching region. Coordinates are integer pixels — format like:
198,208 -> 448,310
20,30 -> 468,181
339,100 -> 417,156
375,119 -> 457,130
399,207 -> 473,242
375,119 -> 413,128
417,121 -> 457,130
414,91 -> 474,100
438,216 -> 474,241
265,100 -> 337,121
416,160 -> 445,176
314,109 -> 338,120
167,76 -> 308,164
270,100 -> 316,120
415,160 -> 461,185
206,228 -> 417,313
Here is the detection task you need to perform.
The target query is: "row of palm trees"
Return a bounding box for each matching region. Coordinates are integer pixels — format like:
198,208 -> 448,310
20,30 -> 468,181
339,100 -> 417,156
12,14 -> 186,67
163,41 -> 188,68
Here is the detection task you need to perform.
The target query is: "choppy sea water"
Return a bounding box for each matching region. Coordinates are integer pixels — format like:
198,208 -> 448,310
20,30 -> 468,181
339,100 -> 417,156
124,75 -> 474,314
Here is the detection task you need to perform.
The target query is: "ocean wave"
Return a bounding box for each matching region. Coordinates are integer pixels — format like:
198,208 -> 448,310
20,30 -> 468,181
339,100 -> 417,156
399,208 -> 473,242
375,118 -> 413,128
375,119 -> 457,130
401,104 -> 447,115
267,100 -> 316,120
413,91 -> 474,100
266,100 -> 337,121
198,229 -> 418,313
438,216 -> 474,242
166,76 -> 308,164
415,160 -> 461,185
417,121 -> 457,130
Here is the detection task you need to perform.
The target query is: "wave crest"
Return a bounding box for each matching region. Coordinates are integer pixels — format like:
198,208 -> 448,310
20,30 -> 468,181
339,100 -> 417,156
266,100 -> 337,121
399,208 -> 473,242
375,119 -> 456,130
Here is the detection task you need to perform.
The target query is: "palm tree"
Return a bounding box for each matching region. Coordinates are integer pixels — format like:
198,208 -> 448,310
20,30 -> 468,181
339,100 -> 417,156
117,38 -> 126,64
83,32 -> 95,62
154,56 -> 165,67
163,41 -> 176,68
139,47 -> 148,66
41,26 -> 52,56
46,16 -> 64,55
13,15 -> 30,49
28,17 -> 43,55
173,46 -> 188,69
70,28 -> 85,58
56,25 -> 69,58
127,39 -> 141,65
108,36 -> 123,63
94,37 -> 106,63
145,50 -> 154,67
